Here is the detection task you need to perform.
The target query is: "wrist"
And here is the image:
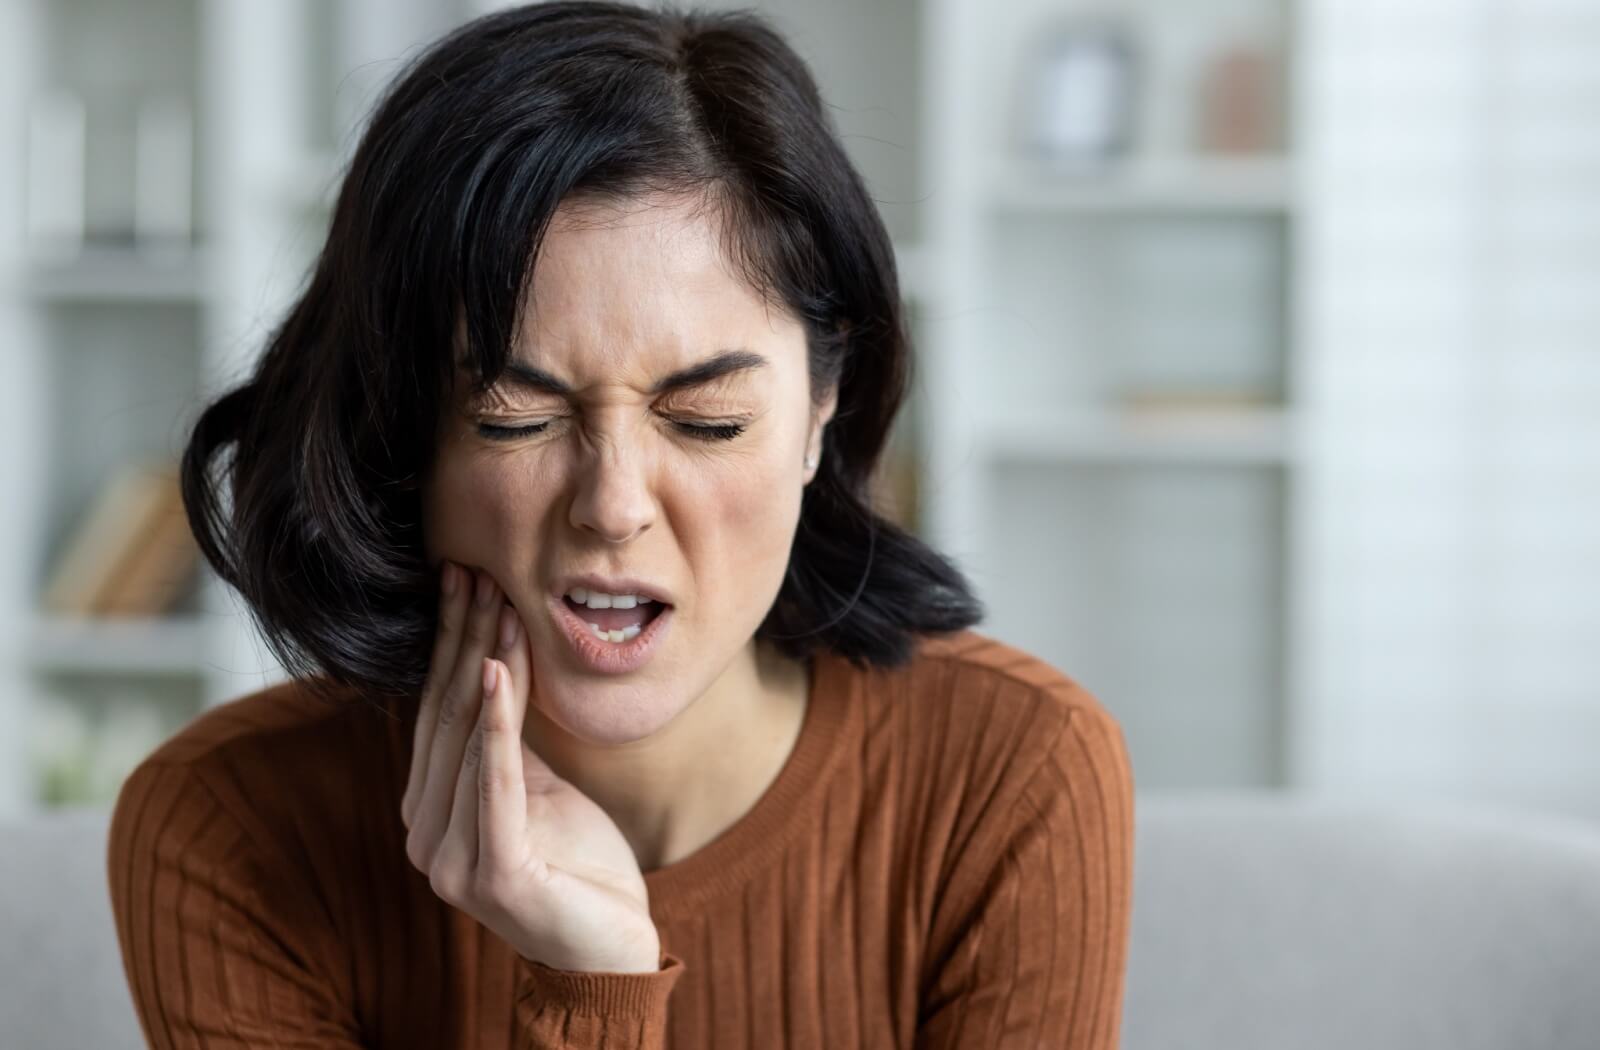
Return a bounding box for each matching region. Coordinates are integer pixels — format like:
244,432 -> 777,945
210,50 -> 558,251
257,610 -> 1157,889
608,930 -> 663,974
518,930 -> 662,975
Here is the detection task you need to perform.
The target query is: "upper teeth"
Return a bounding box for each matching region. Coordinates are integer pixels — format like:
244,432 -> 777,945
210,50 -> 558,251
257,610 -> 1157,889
565,587 -> 654,609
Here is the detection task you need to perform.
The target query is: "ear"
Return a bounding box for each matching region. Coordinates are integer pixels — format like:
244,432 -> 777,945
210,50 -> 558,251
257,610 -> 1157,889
804,382 -> 839,485
818,380 -> 839,430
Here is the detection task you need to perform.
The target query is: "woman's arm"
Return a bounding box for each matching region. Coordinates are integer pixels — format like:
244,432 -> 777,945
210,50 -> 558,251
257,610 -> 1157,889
107,759 -> 367,1048
109,757 -> 684,1049
915,703 -> 1136,1048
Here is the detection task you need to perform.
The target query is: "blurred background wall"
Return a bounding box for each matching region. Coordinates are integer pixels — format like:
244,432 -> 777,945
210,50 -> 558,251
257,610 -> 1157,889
0,0 -> 1594,824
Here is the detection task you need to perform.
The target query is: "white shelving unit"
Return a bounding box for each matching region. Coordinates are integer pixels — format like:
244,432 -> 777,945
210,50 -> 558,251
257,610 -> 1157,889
1,0 -> 1298,812
0,0 -> 385,815
920,0 -> 1300,791
0,0 -> 212,815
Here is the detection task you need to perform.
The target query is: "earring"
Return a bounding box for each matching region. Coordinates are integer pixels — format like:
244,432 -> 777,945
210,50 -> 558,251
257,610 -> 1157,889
804,454 -> 817,469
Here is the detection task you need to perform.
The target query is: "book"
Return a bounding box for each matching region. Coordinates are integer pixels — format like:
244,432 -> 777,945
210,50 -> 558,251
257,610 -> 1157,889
42,460 -> 198,617
96,474 -> 198,615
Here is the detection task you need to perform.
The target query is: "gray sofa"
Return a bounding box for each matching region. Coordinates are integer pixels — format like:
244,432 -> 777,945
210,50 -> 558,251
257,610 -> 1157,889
1120,793 -> 1600,1049
4,792 -> 1599,1048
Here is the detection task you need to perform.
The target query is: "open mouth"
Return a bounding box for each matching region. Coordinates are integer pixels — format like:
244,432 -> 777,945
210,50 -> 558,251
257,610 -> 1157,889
561,594 -> 670,644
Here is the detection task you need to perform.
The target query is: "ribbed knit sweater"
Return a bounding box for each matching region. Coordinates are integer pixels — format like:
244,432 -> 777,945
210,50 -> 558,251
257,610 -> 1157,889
107,627 -> 1135,1048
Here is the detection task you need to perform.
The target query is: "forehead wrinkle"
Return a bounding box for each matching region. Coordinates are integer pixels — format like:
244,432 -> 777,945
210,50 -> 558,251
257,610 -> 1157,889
478,345 -> 768,407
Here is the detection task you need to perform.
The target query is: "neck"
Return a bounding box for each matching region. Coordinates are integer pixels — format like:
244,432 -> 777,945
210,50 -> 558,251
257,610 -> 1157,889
521,637 -> 811,872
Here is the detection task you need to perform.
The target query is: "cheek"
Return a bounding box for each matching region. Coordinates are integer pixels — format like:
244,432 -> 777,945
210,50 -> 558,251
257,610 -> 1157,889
423,451 -> 550,566
679,453 -> 803,606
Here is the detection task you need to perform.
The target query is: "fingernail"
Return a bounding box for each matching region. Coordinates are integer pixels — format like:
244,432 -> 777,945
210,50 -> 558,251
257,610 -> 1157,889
497,605 -> 519,651
474,570 -> 495,608
482,657 -> 498,695
440,561 -> 458,596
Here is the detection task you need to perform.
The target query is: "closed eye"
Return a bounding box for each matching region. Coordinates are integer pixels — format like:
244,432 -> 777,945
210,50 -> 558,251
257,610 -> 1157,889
476,419 -> 747,442
676,421 -> 747,441
477,421 -> 552,440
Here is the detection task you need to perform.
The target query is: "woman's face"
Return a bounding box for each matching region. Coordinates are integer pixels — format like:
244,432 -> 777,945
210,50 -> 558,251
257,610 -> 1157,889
422,192 -> 836,746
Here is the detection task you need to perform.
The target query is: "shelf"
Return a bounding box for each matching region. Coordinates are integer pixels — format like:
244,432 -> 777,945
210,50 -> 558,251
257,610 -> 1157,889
26,615 -> 209,676
979,406 -> 1298,466
21,245 -> 209,304
988,155 -> 1293,215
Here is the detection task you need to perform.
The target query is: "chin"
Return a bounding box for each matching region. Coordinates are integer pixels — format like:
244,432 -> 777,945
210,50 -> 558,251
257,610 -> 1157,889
530,672 -> 690,747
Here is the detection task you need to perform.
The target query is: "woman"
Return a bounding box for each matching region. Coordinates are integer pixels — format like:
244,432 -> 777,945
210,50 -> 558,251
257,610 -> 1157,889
107,2 -> 1134,1047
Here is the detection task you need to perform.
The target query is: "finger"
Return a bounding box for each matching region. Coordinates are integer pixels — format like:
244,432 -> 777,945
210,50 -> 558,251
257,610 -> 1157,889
403,560 -> 467,829
413,568 -> 501,863
441,601 -> 523,876
437,657 -> 497,878
480,606 -> 531,873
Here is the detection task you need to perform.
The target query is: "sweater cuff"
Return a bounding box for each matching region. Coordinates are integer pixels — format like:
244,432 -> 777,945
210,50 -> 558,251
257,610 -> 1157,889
513,948 -> 685,1022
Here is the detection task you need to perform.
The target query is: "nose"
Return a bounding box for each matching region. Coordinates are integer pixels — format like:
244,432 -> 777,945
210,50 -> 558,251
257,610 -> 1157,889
568,437 -> 655,544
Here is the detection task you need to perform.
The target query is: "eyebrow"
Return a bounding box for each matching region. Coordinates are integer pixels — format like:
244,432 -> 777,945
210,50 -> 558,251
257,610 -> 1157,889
472,348 -> 769,397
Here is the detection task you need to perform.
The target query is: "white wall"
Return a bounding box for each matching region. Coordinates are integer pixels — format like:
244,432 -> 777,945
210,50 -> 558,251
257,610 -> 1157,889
1295,0 -> 1600,818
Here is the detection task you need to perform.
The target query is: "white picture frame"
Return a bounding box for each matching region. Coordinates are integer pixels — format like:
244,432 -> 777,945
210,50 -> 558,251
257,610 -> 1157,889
1020,19 -> 1139,173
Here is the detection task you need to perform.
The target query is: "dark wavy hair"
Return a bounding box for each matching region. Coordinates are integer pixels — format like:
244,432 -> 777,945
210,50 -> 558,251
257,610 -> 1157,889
181,0 -> 984,707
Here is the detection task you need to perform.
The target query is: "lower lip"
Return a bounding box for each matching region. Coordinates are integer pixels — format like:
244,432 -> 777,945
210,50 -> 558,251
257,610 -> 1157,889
548,595 -> 674,675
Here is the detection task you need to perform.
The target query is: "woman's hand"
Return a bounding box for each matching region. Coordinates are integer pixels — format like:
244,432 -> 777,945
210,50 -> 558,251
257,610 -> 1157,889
399,561 -> 662,974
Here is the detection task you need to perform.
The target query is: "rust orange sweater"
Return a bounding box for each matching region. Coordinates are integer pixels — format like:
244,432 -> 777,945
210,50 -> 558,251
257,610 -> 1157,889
107,628 -> 1134,1048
